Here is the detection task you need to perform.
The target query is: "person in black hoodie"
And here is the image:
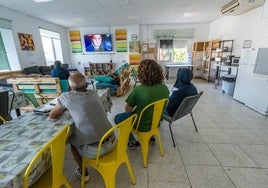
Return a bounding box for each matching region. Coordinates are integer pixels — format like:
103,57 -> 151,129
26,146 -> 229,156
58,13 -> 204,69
165,68 -> 197,117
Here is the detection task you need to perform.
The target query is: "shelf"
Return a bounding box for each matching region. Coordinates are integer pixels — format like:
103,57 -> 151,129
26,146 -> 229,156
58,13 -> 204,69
192,41 -> 210,78
84,63 -> 115,78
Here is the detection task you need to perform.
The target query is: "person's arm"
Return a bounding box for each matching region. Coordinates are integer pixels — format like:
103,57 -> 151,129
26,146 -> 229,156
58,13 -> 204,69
166,91 -> 182,109
49,102 -> 65,119
125,104 -> 133,112
65,69 -> 70,78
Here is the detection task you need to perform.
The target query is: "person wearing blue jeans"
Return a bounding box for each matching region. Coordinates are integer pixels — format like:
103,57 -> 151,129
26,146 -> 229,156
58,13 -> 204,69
114,59 -> 169,148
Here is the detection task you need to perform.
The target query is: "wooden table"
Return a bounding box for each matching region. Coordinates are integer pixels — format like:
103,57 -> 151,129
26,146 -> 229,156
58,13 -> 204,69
164,64 -> 193,80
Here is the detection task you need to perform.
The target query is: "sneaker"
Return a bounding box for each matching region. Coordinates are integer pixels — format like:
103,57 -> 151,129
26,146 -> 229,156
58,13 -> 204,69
150,136 -> 156,145
73,166 -> 90,183
128,141 -> 140,149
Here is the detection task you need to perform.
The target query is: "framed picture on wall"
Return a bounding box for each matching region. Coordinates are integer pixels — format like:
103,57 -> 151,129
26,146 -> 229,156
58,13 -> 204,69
243,40 -> 252,48
18,33 -> 35,51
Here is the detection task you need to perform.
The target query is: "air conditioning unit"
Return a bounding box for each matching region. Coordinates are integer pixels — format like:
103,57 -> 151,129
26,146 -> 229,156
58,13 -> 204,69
221,0 -> 265,15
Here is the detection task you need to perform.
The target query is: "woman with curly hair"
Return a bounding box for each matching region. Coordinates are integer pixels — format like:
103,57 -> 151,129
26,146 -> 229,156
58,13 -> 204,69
114,59 -> 169,148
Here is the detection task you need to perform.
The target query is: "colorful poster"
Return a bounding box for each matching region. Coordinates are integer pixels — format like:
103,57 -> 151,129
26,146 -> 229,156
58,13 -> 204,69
116,41 -> 127,53
69,30 -> 82,53
129,41 -> 140,53
115,29 -> 127,40
115,29 -> 127,52
18,33 -> 35,51
129,54 -> 141,65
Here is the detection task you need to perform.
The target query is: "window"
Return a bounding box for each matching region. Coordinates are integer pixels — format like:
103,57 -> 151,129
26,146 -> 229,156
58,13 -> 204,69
39,28 -> 63,66
0,32 -> 10,71
159,40 -> 173,61
0,19 -> 20,71
158,39 -> 187,62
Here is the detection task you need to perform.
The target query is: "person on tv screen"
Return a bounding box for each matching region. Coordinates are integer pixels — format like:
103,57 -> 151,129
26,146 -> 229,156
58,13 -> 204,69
91,34 -> 104,51
85,34 -> 112,52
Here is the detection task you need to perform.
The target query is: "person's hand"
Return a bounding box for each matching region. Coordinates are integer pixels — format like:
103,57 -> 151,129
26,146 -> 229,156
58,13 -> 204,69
49,102 -> 65,119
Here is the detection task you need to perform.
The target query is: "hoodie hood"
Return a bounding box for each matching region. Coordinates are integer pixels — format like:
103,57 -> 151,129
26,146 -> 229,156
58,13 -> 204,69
173,68 -> 193,89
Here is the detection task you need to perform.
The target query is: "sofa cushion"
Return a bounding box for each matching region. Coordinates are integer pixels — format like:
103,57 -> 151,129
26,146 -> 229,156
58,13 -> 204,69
39,66 -> 52,75
23,65 -> 41,75
94,75 -> 114,83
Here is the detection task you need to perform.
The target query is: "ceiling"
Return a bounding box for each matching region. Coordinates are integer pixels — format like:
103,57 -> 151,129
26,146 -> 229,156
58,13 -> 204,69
0,0 -> 233,28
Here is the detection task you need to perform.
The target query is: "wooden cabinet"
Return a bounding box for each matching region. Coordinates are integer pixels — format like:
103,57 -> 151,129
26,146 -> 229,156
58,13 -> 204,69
214,40 -> 234,87
201,40 -> 221,82
84,63 -> 115,78
192,39 -> 234,82
192,41 -> 209,78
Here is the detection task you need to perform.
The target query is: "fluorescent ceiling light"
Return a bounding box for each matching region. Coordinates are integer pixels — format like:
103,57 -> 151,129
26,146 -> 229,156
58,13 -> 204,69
33,0 -> 54,2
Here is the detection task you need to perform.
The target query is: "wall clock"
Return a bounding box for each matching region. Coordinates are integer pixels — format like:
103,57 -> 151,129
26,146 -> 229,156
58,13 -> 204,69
131,34 -> 138,41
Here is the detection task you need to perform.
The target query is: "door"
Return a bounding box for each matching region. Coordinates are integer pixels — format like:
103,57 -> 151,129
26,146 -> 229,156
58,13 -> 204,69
233,64 -> 254,103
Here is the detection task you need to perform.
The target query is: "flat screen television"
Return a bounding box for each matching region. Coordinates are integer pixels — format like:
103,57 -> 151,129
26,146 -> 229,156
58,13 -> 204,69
84,34 -> 113,52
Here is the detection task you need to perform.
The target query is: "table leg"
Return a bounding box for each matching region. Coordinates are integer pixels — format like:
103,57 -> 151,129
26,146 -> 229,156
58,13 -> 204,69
165,67 -> 170,80
15,108 -> 21,117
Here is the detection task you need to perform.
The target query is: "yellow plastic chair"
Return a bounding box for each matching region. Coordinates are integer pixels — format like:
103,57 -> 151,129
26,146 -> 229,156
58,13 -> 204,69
132,98 -> 168,168
23,125 -> 71,188
0,115 -> 6,125
81,114 -> 137,188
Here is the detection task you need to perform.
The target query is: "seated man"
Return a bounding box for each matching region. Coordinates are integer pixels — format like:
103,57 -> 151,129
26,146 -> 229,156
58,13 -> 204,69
165,68 -> 198,117
50,60 -> 70,80
49,72 -> 115,182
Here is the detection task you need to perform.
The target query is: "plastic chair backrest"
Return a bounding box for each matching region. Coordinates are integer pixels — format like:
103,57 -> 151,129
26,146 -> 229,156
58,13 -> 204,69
95,114 -> 137,165
24,93 -> 41,108
23,125 -> 70,188
0,90 -> 9,118
60,80 -> 69,92
135,98 -> 168,132
0,90 -> 14,121
172,91 -> 203,121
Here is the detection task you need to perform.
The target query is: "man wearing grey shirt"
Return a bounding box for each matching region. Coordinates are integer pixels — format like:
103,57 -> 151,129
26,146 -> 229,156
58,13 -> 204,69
49,72 -> 115,183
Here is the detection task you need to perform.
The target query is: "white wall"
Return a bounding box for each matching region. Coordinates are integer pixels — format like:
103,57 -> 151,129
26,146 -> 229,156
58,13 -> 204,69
209,2 -> 268,56
6,3 -> 264,74
69,23 -> 210,74
0,6 -> 70,69
0,5 -> 211,75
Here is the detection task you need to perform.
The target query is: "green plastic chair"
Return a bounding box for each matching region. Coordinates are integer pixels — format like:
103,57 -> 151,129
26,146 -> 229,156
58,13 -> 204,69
60,80 -> 69,92
24,93 -> 48,108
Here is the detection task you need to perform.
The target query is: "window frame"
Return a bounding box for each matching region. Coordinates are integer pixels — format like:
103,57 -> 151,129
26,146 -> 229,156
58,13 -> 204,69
39,28 -> 63,66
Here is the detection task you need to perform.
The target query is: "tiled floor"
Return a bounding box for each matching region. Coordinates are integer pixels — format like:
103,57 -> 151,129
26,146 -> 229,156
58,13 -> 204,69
63,78 -> 268,188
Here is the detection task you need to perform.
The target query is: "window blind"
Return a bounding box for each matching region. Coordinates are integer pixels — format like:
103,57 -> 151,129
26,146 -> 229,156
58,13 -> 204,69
0,18 -> 12,29
154,29 -> 194,39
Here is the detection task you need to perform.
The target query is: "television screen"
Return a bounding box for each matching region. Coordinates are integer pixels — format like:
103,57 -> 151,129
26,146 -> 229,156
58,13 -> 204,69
84,34 -> 113,52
